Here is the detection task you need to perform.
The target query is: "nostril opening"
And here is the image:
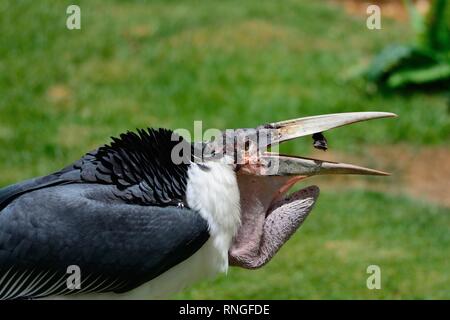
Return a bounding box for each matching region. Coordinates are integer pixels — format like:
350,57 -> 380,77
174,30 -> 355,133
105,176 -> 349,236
244,140 -> 251,151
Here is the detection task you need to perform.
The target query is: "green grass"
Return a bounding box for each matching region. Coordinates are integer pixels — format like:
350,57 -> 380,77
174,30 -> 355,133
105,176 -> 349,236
0,0 -> 449,299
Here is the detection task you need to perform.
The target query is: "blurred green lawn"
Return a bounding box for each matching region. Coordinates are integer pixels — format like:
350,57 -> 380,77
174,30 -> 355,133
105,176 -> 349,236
0,0 -> 448,299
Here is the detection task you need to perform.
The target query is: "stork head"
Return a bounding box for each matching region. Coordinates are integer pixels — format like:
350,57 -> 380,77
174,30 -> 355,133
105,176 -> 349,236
193,112 -> 397,268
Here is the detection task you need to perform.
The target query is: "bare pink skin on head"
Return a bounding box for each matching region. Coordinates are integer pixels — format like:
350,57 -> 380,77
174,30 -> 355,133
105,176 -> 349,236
229,174 -> 319,269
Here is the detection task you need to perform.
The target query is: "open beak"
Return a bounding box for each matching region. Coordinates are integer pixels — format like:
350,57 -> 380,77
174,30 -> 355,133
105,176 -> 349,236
223,112 -> 397,269
234,111 -> 397,177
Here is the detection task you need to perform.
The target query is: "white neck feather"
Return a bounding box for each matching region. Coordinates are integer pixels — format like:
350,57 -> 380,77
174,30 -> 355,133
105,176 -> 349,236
186,161 -> 241,273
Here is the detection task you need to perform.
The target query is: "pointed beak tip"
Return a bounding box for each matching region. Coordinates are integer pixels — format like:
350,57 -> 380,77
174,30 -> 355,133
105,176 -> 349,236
373,170 -> 391,177
383,112 -> 398,118
364,111 -> 398,120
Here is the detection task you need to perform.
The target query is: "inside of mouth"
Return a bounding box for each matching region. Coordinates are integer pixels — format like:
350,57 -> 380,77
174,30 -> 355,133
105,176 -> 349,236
232,173 -> 316,250
237,174 -> 303,214
236,174 -> 308,223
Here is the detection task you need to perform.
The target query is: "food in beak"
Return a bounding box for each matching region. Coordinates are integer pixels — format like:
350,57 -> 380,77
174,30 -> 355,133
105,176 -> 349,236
312,132 -> 328,151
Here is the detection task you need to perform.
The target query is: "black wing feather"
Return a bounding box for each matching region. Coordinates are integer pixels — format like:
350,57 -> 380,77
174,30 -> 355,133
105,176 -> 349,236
0,127 -> 207,299
0,184 -> 209,299
0,128 -> 193,210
